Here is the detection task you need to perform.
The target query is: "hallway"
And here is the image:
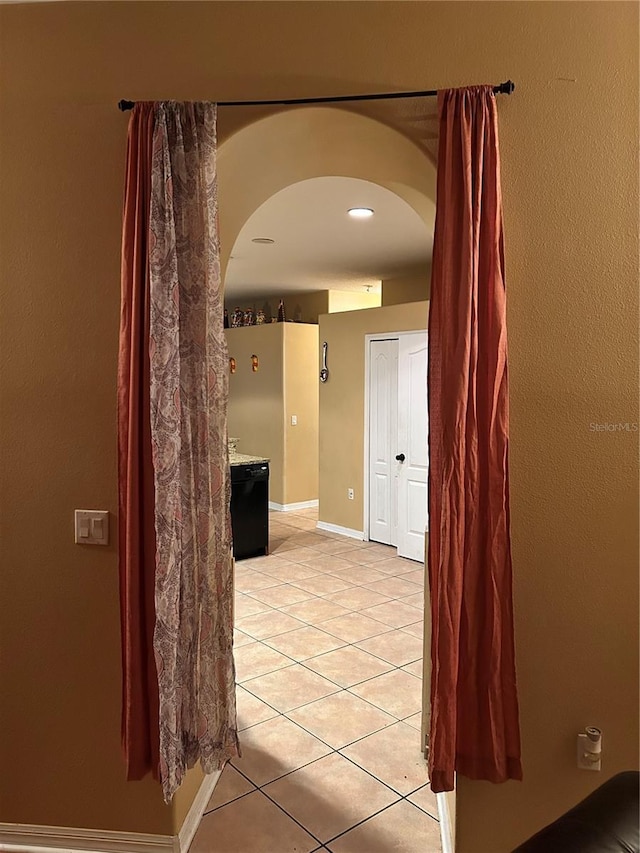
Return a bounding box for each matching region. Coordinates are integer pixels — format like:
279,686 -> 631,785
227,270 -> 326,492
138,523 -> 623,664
191,509 -> 441,853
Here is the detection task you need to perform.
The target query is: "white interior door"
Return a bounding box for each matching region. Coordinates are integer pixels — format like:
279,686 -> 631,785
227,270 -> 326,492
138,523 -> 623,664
397,333 -> 429,562
368,339 -> 398,546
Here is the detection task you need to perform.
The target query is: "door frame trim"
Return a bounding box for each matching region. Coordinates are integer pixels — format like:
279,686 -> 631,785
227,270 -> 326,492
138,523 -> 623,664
363,330 -> 427,545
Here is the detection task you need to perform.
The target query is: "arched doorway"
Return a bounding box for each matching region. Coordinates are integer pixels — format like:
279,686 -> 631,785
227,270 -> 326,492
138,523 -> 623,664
218,108 -> 444,853
218,106 -> 436,528
218,106 -> 436,275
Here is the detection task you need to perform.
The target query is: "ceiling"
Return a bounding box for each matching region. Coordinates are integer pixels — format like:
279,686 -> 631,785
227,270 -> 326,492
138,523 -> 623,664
224,176 -> 433,302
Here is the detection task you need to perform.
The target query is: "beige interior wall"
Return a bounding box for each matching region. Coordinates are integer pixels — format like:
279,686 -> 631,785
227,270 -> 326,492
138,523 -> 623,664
226,323 -> 319,508
287,291 -> 330,324
226,326 -> 285,504
0,2 -> 637,849
171,765 -> 205,835
328,290 -> 382,312
318,301 -> 429,531
381,266 -> 431,306
283,324 -> 320,505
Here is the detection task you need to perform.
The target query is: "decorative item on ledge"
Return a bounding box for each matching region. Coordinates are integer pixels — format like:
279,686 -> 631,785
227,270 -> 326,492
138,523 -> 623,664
256,308 -> 266,325
229,357 -> 236,374
231,306 -> 243,328
243,307 -> 254,326
224,308 -> 229,329
251,354 -> 259,372
277,299 -> 286,322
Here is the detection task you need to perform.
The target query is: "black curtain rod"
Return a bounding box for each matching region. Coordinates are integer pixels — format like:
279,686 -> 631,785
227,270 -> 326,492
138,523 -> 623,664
117,80 -> 515,112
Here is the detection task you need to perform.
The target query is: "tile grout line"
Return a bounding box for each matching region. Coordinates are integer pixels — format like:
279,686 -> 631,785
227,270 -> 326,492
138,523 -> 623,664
237,631 -> 423,675
215,514 -> 438,852
204,768 -> 327,849
237,661 -> 423,733
241,575 -> 423,608
233,690 -> 423,791
236,595 -> 423,635
207,747 -> 438,827
238,649 -> 421,706
315,796 -> 433,850
229,741 -> 436,844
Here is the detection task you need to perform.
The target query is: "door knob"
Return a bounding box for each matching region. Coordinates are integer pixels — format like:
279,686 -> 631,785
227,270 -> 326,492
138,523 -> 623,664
395,453 -> 406,462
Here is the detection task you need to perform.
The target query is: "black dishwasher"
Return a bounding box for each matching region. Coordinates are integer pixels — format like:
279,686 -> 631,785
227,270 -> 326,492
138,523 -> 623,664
230,462 -> 269,560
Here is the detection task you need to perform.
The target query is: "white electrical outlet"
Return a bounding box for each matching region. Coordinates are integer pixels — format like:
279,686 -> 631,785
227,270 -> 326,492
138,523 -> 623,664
348,488 -> 354,500
291,415 -> 297,425
577,727 -> 602,771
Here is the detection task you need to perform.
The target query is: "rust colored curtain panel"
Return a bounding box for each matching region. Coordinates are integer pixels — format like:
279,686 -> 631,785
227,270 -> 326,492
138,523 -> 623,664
118,102 -> 160,781
427,86 -> 523,793
118,102 -> 239,799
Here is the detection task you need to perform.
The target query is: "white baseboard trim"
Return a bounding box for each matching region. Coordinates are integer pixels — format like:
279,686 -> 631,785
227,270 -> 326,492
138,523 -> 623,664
269,500 -> 318,512
0,823 -> 175,853
0,770 -> 222,853
177,769 -> 221,852
316,521 -> 365,540
436,791 -> 455,853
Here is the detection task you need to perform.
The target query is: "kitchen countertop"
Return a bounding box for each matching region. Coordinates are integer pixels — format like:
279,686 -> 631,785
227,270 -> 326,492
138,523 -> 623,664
229,451 -> 270,466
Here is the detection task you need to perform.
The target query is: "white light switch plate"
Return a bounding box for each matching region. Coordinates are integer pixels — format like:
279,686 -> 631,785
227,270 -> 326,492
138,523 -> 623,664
75,510 -> 109,545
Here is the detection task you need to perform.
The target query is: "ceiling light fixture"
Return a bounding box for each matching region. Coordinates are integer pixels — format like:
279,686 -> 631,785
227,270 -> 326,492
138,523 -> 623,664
348,207 -> 374,219
251,237 -> 275,244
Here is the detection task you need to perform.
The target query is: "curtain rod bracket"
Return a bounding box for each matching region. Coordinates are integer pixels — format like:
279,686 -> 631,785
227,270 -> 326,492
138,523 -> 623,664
117,80 -> 515,112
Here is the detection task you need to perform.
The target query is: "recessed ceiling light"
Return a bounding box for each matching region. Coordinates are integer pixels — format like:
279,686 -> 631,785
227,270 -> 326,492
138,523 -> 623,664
251,237 -> 275,244
348,207 -> 374,219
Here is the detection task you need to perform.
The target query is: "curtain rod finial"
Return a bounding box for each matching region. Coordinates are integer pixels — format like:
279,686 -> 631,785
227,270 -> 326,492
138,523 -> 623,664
119,99 -> 135,112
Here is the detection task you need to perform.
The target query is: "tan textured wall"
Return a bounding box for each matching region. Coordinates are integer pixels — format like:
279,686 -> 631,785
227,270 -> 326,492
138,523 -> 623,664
287,292 -> 330,324
0,2 -> 637,848
170,766 -> 205,836
226,326 -> 285,504
328,291 -> 382,312
318,302 -> 429,531
283,324 -> 320,505
382,267 -> 431,306
226,324 -> 318,507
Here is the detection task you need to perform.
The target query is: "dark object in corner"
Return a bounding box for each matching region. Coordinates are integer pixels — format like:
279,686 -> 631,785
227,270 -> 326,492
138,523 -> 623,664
230,462 -> 269,560
513,771 -> 639,853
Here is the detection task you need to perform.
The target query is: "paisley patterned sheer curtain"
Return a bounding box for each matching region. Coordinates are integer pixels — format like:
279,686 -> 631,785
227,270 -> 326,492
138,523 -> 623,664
119,101 -> 239,802
427,86 -> 522,793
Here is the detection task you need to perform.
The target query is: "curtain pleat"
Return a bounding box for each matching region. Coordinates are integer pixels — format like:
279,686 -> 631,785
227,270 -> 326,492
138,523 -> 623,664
117,102 -> 160,781
427,86 -> 522,793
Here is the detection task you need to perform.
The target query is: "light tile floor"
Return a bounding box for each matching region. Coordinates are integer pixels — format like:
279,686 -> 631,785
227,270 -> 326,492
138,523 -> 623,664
190,509 -> 441,853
